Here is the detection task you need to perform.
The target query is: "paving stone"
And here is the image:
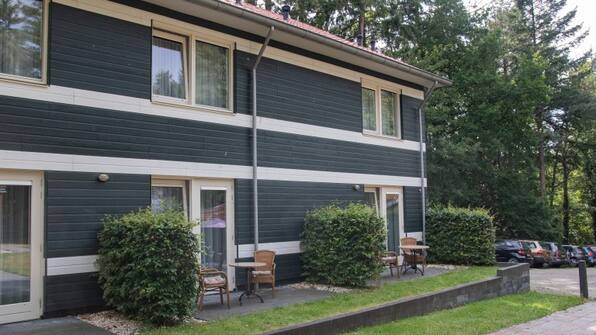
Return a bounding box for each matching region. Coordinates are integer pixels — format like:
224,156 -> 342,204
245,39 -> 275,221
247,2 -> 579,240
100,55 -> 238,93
0,317 -> 111,335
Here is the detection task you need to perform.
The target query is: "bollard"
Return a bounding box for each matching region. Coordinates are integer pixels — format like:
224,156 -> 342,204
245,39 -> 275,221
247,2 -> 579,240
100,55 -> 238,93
579,260 -> 589,299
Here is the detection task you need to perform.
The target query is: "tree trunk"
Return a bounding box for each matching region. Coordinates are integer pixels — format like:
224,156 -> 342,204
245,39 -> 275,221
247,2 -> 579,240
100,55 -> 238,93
549,148 -> 559,207
562,157 -> 570,243
358,11 -> 365,46
536,114 -> 546,199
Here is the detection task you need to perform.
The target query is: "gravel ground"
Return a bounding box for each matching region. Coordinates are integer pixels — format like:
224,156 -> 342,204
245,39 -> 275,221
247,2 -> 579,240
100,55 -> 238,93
77,311 -> 143,335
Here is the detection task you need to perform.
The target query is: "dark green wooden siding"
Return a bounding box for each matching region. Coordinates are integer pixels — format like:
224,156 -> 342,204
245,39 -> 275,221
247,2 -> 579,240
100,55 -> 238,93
0,96 -> 251,166
235,51 -> 363,132
258,130 -> 422,177
235,180 -> 365,244
235,253 -> 302,287
401,95 -> 425,142
49,4 -> 151,99
404,186 -> 425,232
45,171 -> 150,258
44,273 -> 103,315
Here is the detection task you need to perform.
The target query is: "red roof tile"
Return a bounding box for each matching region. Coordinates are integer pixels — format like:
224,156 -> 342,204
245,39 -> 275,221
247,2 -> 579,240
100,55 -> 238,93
220,0 -> 409,66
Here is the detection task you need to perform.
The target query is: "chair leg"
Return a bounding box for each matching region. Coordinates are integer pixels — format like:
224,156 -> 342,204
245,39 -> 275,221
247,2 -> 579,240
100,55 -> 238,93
389,265 -> 394,277
272,280 -> 275,298
219,287 -> 224,304
198,292 -> 205,311
226,287 -> 230,309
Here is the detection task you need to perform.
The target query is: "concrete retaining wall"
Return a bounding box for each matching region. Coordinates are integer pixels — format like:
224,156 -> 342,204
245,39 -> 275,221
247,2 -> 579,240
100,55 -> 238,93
262,263 -> 530,335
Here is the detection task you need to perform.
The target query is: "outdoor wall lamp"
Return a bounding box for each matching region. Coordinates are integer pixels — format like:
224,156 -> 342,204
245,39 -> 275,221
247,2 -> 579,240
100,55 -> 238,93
97,173 -> 110,182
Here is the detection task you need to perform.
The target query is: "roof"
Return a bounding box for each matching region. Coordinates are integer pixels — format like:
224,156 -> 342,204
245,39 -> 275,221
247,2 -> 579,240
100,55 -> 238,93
218,0 -> 451,88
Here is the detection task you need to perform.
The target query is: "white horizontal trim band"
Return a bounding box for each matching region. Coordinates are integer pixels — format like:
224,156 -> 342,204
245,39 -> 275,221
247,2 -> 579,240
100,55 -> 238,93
238,241 -> 302,258
47,255 -> 98,276
0,82 -> 425,152
0,150 -> 426,187
0,150 -> 428,187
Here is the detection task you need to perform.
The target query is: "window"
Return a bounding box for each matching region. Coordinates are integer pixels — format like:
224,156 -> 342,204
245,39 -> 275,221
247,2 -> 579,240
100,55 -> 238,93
362,88 -> 377,131
151,180 -> 188,215
152,31 -> 188,101
151,25 -> 233,112
195,41 -> 229,109
361,80 -> 401,138
0,0 -> 47,83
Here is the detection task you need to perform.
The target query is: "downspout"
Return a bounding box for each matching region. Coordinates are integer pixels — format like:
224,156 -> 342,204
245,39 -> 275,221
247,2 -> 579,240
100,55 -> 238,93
252,26 -> 275,252
418,81 -> 437,244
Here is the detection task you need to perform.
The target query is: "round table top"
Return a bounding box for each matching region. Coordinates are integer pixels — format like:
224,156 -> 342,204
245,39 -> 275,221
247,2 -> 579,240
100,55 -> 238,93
229,262 -> 267,268
400,245 -> 429,250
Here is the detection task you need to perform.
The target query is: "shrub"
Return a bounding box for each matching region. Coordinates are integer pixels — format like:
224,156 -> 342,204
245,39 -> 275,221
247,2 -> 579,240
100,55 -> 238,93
97,208 -> 200,325
302,203 -> 386,287
426,206 -> 495,265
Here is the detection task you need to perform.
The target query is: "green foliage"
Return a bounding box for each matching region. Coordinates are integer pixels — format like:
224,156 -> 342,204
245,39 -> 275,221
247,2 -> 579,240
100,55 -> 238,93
97,208 -> 200,325
301,203 -> 386,287
426,206 -> 495,265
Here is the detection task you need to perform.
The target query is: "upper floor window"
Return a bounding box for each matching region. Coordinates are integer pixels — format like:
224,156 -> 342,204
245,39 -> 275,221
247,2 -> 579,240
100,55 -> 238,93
0,0 -> 47,83
361,80 -> 401,138
152,25 -> 233,112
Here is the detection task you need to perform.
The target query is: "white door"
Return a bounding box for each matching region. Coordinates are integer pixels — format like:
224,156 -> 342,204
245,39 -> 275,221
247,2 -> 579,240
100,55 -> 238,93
191,180 -> 235,289
0,170 -> 43,324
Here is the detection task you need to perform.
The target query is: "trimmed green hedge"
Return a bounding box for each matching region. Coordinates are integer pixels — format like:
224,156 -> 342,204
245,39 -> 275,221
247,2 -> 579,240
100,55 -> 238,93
97,208 -> 200,325
302,203 -> 386,287
426,206 -> 495,265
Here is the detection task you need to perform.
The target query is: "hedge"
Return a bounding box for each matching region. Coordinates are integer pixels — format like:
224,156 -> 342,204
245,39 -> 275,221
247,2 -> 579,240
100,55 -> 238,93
302,203 -> 386,287
97,208 -> 200,325
426,206 -> 495,265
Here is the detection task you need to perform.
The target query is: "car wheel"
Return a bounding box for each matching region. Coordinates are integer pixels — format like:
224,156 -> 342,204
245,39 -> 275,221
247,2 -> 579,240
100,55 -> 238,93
508,258 -> 519,264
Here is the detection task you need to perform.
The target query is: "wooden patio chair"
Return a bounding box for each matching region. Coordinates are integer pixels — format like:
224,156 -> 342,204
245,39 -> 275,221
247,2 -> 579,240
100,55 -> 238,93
252,250 -> 276,297
197,267 -> 230,311
381,251 -> 400,277
400,237 -> 426,275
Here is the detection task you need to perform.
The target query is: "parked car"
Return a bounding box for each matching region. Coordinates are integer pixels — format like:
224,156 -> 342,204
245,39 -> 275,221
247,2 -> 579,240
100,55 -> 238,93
520,240 -> 547,267
580,246 -> 596,266
540,242 -> 567,267
562,245 -> 584,266
495,240 -> 532,264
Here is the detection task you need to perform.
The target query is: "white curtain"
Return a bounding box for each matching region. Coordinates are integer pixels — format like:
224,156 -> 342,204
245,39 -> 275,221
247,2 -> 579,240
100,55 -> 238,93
362,88 -> 376,131
152,36 -> 186,99
382,90 -> 397,136
0,0 -> 43,79
195,41 -> 229,109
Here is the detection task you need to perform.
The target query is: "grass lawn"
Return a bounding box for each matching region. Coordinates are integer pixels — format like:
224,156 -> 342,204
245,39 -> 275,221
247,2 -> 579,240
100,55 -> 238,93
0,252 -> 30,277
145,266 -> 495,335
347,292 -> 583,335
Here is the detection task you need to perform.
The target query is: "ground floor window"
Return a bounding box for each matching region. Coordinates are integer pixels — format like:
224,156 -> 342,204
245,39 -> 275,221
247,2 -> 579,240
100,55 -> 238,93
151,179 -> 188,216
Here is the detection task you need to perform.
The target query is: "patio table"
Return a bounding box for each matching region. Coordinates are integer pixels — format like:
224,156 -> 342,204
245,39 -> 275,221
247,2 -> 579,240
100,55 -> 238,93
229,262 -> 266,305
399,245 -> 429,275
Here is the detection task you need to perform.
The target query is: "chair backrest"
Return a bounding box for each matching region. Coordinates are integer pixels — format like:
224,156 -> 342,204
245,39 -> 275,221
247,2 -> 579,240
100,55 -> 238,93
255,249 -> 276,271
400,237 -> 417,246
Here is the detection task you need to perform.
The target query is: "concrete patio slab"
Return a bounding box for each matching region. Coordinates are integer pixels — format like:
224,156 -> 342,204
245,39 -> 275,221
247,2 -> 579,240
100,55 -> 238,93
530,267 -> 596,297
196,265 -> 451,321
0,316 -> 111,335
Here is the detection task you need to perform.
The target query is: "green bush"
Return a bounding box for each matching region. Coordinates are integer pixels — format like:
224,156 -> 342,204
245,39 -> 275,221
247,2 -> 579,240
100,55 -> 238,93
302,203 -> 386,287
97,208 -> 200,325
426,206 -> 495,265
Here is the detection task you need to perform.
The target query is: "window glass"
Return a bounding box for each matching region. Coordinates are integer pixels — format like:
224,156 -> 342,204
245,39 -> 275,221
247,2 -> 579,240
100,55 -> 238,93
364,191 -> 378,213
362,88 -> 376,131
195,41 -> 229,109
381,90 -> 398,136
151,186 -> 185,213
152,35 -> 186,99
201,189 -> 227,270
0,0 -> 43,79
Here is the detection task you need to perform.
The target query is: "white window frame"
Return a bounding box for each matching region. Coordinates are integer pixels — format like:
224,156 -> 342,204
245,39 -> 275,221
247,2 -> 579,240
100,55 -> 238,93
151,29 -> 190,105
0,0 -> 49,86
151,178 -> 188,216
361,78 -> 402,139
151,21 -> 234,114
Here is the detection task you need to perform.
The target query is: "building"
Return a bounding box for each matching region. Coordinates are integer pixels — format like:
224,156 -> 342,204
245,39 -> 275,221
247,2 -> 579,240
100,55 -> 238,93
0,0 -> 450,323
